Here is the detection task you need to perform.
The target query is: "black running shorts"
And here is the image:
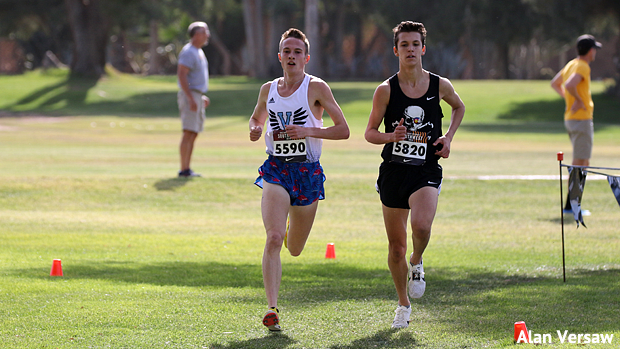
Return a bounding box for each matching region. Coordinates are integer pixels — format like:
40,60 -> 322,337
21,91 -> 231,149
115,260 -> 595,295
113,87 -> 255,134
376,161 -> 442,209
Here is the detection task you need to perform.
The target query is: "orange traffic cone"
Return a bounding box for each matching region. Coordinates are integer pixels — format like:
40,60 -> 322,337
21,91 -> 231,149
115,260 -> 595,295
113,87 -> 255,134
325,243 -> 336,259
50,259 -> 63,277
514,321 -> 530,343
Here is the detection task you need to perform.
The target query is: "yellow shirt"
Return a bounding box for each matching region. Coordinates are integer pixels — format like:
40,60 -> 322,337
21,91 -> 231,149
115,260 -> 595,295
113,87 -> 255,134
561,58 -> 593,120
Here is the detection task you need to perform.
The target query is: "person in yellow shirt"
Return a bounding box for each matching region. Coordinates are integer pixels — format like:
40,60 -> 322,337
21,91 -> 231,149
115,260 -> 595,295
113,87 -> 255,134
551,34 -> 602,215
551,34 -> 602,167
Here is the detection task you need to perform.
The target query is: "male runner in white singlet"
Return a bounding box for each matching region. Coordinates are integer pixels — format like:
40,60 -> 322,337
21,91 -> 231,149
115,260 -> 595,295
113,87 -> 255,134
365,21 -> 465,329
248,28 -> 349,331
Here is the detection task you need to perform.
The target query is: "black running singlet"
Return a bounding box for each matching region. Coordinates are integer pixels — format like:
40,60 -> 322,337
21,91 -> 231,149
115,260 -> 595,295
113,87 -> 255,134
380,73 -> 444,165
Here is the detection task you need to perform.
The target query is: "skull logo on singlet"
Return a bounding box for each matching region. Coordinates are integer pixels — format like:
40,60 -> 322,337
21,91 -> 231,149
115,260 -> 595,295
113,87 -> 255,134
393,105 -> 433,133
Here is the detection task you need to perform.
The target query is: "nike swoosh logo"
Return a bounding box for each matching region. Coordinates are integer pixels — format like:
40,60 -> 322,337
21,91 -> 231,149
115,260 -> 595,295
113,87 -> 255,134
403,159 -> 412,162
428,181 -> 437,184
285,157 -> 294,161
427,96 -> 435,100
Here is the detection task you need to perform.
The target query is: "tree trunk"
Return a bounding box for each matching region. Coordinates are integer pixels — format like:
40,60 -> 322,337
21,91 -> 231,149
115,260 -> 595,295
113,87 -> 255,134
148,19 -> 160,75
242,0 -> 267,78
459,3 -> 474,79
242,0 -> 256,76
254,0 -> 267,78
498,42 -> 510,79
614,24 -> 620,98
210,31 -> 232,76
64,0 -> 108,78
304,0 -> 321,76
332,3 -> 345,78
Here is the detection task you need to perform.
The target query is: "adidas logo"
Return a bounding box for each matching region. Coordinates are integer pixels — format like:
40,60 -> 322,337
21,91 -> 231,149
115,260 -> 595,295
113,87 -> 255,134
268,98 -> 275,104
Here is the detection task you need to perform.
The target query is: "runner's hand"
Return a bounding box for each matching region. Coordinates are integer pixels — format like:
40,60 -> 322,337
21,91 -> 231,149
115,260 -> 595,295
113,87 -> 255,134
250,126 -> 263,141
434,136 -> 451,158
393,118 -> 406,142
284,125 -> 306,139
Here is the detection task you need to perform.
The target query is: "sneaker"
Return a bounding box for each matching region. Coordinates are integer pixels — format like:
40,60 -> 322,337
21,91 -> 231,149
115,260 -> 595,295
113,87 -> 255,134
178,169 -> 201,178
408,254 -> 425,299
391,304 -> 411,329
262,308 -> 281,331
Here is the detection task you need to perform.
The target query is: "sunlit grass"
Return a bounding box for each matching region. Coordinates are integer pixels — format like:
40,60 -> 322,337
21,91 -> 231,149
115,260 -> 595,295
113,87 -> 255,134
1,73 -> 619,348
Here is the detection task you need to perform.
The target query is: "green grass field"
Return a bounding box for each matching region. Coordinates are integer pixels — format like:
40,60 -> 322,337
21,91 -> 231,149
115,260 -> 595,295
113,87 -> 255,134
1,69 -> 619,348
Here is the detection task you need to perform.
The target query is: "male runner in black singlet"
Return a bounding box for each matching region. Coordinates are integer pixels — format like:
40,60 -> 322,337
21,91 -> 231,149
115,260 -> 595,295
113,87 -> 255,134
365,21 -> 465,329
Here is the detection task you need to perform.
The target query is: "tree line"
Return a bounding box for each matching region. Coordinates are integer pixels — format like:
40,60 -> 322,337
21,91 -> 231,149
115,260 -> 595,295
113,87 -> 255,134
1,0 -> 619,91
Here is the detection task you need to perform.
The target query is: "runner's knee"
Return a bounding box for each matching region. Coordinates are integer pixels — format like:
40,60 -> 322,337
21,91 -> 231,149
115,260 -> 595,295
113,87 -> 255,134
288,246 -> 303,257
388,242 -> 407,261
265,231 -> 284,250
411,223 -> 431,239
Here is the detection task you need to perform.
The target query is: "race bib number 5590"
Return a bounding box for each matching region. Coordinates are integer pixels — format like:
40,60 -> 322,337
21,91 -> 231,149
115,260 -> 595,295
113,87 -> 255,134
273,129 -> 307,162
391,131 -> 427,166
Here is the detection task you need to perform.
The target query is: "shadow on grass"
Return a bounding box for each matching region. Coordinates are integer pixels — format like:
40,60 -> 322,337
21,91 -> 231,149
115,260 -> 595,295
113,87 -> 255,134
12,263 -> 620,340
7,75 -> 98,110
459,121 -> 567,134
210,333 -> 297,349
154,177 -> 194,191
499,92 -> 620,124
208,329 -> 416,349
424,267 -> 620,341
330,329 -> 418,349
3,81 -> 377,119
460,92 -> 620,134
3,80 -> 258,118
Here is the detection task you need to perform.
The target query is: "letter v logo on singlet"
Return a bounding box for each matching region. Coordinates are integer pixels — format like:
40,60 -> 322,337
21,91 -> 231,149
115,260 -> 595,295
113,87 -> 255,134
277,112 -> 292,127
270,109 -> 308,163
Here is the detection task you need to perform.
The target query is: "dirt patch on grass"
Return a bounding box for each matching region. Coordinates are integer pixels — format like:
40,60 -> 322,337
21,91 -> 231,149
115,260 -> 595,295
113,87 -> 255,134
0,124 -> 18,131
0,112 -> 73,131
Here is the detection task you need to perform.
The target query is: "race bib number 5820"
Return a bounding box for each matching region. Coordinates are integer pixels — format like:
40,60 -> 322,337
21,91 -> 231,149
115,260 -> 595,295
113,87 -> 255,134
391,131 -> 427,166
273,129 -> 307,162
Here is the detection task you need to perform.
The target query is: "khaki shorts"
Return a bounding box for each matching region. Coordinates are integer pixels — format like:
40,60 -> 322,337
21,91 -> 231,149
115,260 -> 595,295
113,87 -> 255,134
178,90 -> 206,133
565,119 -> 593,160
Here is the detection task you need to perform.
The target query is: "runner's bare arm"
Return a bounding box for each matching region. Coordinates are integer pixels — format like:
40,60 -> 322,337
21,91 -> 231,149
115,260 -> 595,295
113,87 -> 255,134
285,79 -> 349,140
249,82 -> 272,141
364,81 -> 406,145
434,77 -> 465,158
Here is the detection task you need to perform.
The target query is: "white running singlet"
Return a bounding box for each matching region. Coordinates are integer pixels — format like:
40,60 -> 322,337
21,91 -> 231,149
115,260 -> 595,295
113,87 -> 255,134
264,74 -> 323,163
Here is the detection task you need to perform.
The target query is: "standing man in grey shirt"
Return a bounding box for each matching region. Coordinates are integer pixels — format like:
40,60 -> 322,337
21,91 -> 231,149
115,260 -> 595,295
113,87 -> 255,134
177,21 -> 211,177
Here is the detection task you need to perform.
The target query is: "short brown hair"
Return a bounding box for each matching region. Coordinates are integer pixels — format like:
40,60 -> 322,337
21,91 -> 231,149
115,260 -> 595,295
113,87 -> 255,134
393,21 -> 426,47
279,28 -> 310,55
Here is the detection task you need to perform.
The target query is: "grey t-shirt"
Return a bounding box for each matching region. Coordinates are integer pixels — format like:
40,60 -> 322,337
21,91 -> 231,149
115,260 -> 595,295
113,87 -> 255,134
177,43 -> 209,93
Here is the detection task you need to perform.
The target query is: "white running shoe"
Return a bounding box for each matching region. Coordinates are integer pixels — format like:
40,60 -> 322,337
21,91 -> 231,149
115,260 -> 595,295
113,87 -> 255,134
408,254 -> 426,299
391,304 -> 411,329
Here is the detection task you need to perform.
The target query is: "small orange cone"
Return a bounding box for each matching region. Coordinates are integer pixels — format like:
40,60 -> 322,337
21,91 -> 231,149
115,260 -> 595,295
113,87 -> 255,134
514,321 -> 529,343
325,243 -> 336,259
50,259 -> 63,276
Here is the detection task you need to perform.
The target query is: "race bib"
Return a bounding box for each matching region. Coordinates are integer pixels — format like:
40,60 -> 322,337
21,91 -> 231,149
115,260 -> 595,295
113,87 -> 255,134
391,131 -> 427,165
273,129 -> 307,162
